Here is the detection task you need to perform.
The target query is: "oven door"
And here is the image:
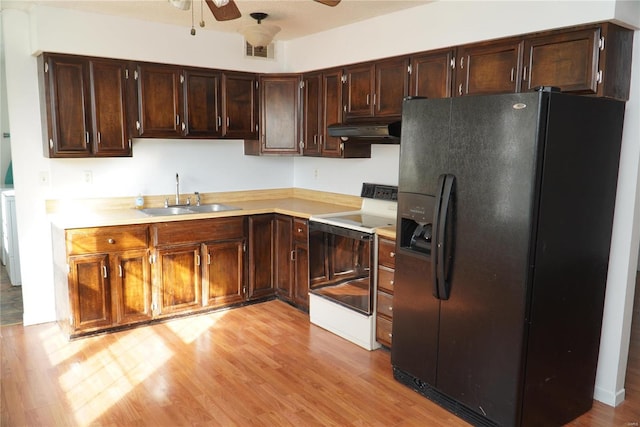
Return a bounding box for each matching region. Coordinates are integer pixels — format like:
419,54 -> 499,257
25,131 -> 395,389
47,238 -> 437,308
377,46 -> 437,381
308,220 -> 374,315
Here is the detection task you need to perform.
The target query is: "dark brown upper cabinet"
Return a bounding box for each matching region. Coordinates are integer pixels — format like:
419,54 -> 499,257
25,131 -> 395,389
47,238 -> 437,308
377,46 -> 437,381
374,56 -> 410,117
183,69 -> 222,138
522,23 -> 633,100
257,75 -> 301,155
324,68 -> 371,158
455,39 -> 524,96
222,71 -> 259,140
343,56 -> 409,120
301,72 -> 322,156
409,49 -> 455,99
39,54 -> 131,158
134,63 -> 183,138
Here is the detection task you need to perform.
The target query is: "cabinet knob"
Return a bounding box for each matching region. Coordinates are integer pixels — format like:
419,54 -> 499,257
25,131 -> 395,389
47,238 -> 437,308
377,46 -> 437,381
390,280 -> 394,285
107,238 -> 115,244
388,306 -> 393,311
297,228 -> 303,233
389,251 -> 395,258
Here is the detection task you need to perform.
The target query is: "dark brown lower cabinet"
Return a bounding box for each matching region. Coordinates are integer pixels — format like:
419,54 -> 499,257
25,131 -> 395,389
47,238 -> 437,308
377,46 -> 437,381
54,214 -> 311,339
291,218 -> 310,310
68,253 -> 112,331
203,239 -> 245,308
274,215 -> 294,300
248,214 -> 276,300
154,244 -> 202,316
112,249 -> 152,325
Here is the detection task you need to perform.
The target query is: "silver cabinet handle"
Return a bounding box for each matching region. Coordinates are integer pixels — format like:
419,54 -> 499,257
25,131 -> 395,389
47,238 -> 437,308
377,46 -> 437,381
510,67 -> 515,82
390,251 -> 395,258
85,132 -> 89,145
458,83 -> 463,96
366,94 -> 370,106
208,254 -> 211,265
217,116 -> 222,127
373,93 -> 376,106
118,265 -> 123,278
181,122 -> 186,131
176,115 -> 180,126
97,132 -> 102,144
102,266 -> 108,279
226,117 -> 230,127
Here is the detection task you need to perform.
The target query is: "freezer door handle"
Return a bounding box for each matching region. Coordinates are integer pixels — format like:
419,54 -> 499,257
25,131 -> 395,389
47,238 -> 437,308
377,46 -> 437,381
432,174 -> 456,300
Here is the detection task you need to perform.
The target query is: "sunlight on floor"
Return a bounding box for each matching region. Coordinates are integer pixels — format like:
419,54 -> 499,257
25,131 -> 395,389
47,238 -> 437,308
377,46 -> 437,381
164,312 -> 219,344
36,311 -> 229,425
40,324 -> 173,425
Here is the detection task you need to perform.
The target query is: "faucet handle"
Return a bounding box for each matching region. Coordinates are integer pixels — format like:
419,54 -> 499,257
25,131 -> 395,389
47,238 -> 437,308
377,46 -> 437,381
164,198 -> 169,208
194,191 -> 201,206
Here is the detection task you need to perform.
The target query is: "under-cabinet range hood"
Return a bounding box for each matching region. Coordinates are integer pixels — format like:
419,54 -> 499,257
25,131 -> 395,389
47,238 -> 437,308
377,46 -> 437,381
327,121 -> 401,142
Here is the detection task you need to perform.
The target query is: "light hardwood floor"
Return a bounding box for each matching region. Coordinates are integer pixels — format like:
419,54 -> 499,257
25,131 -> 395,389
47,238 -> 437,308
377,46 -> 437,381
2,276 -> 640,426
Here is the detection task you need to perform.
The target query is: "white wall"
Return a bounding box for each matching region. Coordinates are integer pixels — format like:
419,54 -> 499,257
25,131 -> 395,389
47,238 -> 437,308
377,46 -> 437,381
2,0 -> 640,410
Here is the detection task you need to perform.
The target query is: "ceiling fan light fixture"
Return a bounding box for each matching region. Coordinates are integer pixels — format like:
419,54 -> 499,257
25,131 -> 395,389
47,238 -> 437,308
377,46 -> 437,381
240,12 -> 280,48
169,0 -> 192,11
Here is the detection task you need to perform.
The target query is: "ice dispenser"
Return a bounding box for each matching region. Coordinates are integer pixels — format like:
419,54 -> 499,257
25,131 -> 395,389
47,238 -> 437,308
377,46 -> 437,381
398,193 -> 436,255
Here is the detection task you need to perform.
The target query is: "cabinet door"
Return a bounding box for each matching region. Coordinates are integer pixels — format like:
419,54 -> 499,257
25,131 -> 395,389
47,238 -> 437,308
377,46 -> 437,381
136,64 -> 183,137
456,39 -> 523,96
112,249 -> 152,325
247,215 -> 275,299
301,72 -> 322,156
375,57 -> 409,117
203,240 -> 244,308
68,254 -> 112,331
89,59 -> 131,156
260,75 -> 301,154
410,49 -> 455,99
343,63 -> 375,120
155,244 -> 202,315
42,55 -> 92,157
292,242 -> 309,311
273,215 -> 293,300
292,218 -> 309,310
222,72 -> 258,139
321,69 -> 345,157
523,28 -> 600,94
183,69 -> 222,137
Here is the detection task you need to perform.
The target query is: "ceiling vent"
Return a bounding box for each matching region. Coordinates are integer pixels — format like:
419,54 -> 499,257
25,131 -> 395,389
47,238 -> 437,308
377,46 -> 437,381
245,42 -> 275,59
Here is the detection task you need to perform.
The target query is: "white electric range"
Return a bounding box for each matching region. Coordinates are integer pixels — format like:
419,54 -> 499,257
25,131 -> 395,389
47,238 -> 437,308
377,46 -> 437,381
307,184 -> 397,350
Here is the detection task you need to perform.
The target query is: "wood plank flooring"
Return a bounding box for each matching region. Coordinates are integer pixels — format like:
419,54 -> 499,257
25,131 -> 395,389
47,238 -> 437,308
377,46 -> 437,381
1,271 -> 640,426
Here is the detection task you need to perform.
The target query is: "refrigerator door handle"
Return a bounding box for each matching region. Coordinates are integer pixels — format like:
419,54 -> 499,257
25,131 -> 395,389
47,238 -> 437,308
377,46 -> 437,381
436,174 -> 455,300
432,175 -> 446,299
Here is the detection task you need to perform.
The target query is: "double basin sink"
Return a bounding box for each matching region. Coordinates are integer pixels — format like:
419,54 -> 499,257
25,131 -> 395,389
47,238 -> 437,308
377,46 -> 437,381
140,203 -> 241,217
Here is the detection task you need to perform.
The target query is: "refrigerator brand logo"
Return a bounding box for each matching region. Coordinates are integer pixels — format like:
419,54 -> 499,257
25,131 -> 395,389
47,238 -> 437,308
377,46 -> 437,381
513,103 -> 527,110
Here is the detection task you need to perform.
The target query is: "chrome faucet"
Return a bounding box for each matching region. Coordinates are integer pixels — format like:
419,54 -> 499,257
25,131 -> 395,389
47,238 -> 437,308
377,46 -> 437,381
175,173 -> 180,205
165,173 -> 191,207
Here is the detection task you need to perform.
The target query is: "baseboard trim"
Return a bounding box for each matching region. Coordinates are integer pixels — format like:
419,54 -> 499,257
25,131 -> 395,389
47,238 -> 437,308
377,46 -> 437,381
594,385 -> 626,407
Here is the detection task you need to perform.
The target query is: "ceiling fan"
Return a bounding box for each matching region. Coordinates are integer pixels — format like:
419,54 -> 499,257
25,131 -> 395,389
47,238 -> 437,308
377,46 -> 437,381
169,0 -> 341,22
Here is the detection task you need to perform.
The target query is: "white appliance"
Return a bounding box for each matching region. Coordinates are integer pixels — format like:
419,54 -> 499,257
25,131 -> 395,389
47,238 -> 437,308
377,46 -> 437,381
308,183 -> 397,350
2,190 -> 21,285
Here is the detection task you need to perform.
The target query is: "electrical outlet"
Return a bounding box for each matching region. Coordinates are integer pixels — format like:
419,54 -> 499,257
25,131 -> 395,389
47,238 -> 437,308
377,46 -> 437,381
83,170 -> 93,184
38,171 -> 50,186
314,168 -> 319,180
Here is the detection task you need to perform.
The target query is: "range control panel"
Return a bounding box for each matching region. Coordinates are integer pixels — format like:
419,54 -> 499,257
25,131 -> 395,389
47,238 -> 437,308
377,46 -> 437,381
361,183 -> 398,201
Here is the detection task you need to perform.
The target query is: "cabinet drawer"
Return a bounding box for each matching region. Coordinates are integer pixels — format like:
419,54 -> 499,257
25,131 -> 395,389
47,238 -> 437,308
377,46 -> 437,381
67,224 -> 149,255
376,315 -> 393,347
378,238 -> 396,268
378,265 -> 395,293
293,218 -> 308,242
152,217 -> 244,246
377,290 -> 393,319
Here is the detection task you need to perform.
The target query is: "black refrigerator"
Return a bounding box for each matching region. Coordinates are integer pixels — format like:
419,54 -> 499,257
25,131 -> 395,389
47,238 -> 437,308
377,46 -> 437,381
391,89 -> 625,427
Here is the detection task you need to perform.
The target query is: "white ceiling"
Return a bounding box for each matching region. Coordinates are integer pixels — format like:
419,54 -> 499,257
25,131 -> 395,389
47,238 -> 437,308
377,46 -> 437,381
2,0 -> 431,41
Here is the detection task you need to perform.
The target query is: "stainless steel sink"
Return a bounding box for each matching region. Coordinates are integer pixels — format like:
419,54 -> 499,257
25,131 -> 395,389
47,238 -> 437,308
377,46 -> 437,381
186,203 -> 241,213
140,204 -> 241,216
140,207 -> 194,216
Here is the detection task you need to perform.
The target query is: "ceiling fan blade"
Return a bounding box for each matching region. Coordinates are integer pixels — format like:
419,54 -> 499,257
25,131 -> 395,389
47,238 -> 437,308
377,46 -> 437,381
314,0 -> 341,6
204,0 -> 241,21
